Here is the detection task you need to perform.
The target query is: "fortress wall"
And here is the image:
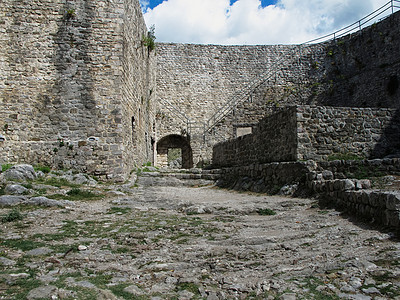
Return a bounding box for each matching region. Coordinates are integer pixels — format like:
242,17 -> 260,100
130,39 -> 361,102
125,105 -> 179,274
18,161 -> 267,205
120,0 -> 156,175
155,43 -> 324,165
156,11 -> 400,166
315,12 -> 400,109
0,0 -> 154,180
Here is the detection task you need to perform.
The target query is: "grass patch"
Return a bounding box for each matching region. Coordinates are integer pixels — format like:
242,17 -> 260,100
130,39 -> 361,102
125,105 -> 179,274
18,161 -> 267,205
1,163 -> 13,172
1,208 -> 24,222
176,282 -> 201,296
327,153 -> 364,161
301,277 -> 340,300
33,187 -> 47,196
65,188 -> 101,201
3,277 -> 42,300
2,239 -> 46,251
257,208 -> 276,216
46,189 -> 103,201
88,272 -> 112,288
109,283 -> 148,300
35,177 -> 80,188
34,164 -> 51,173
21,183 -> 33,189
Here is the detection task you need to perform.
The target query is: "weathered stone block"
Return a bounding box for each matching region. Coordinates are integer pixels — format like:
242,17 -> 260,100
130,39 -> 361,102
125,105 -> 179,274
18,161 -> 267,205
386,193 -> 400,211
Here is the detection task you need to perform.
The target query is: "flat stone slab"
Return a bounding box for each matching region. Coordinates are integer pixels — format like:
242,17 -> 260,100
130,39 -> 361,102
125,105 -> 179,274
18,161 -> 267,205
26,247 -> 53,256
27,285 -> 57,300
0,195 -> 27,206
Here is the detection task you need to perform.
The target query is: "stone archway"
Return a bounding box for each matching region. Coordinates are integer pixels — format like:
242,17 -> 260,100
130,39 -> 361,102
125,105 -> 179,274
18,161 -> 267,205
156,135 -> 193,169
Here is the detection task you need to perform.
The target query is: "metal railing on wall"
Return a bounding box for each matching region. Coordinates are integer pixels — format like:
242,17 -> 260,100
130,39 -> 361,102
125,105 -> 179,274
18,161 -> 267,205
158,0 -> 400,147
305,0 -> 400,44
202,0 -> 400,142
203,45 -> 321,137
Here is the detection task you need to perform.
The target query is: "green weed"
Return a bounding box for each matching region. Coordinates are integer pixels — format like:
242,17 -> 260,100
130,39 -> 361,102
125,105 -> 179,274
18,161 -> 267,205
2,239 -> 46,251
175,282 -> 201,296
327,153 -> 364,161
109,283 -> 148,299
257,208 -> 276,216
4,277 -> 42,300
34,164 -> 51,173
21,183 -> 33,189
48,188 -> 103,201
142,24 -> 156,51
35,177 -> 80,188
300,277 -> 340,300
1,163 -> 13,172
1,208 -> 24,222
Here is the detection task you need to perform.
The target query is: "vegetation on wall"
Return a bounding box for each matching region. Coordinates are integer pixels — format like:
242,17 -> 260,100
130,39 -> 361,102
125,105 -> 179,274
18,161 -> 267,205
142,25 -> 156,52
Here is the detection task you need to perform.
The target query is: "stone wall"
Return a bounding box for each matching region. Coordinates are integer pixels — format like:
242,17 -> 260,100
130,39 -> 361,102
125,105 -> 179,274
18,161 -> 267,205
317,158 -> 400,178
297,106 -> 400,161
0,0 -> 155,180
120,0 -> 157,175
212,107 -> 298,167
213,105 -> 399,168
314,13 -> 400,109
213,159 -> 400,228
155,11 -> 400,166
309,173 -> 400,228
155,43 -> 325,166
215,161 -> 311,194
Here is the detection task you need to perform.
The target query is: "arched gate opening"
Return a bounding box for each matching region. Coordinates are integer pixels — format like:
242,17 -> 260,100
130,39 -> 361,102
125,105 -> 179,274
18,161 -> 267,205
156,135 -> 193,169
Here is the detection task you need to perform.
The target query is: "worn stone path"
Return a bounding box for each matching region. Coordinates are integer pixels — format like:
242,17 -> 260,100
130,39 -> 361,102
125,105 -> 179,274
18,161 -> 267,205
1,172 -> 399,299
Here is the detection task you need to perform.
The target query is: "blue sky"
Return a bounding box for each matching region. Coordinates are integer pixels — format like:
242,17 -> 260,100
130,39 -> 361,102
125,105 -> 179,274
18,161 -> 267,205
145,0 -> 278,9
139,0 -> 392,44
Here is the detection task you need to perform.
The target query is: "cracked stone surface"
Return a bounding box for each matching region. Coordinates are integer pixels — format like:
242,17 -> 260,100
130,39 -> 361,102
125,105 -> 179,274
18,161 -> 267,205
1,173 -> 399,299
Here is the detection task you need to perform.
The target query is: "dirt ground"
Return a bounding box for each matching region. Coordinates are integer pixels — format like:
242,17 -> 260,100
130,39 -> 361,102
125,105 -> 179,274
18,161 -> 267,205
1,175 -> 399,299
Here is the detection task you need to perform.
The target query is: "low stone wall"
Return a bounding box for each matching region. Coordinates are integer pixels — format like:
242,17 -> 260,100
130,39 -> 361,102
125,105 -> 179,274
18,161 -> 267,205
212,107 -> 298,167
317,158 -> 400,179
309,176 -> 400,228
214,158 -> 400,229
216,161 -> 311,194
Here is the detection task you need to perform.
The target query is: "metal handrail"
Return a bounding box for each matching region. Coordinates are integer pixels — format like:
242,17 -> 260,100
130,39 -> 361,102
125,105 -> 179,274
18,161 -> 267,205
202,0 -> 400,140
304,0 -> 400,44
159,0 -> 400,143
203,44 -> 320,134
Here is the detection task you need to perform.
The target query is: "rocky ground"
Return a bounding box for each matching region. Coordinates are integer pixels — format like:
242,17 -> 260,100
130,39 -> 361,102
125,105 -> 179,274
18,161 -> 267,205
0,165 -> 399,299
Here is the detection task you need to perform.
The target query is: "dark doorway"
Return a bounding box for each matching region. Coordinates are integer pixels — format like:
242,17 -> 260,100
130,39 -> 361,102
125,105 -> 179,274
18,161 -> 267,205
156,134 -> 193,169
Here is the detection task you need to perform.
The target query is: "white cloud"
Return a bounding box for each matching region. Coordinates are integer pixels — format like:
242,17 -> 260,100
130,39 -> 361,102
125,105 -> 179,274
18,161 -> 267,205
139,0 -> 151,12
143,0 -> 393,44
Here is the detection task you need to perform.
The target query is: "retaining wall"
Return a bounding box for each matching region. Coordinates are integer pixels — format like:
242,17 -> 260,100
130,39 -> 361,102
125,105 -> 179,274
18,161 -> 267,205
213,105 -> 399,168
309,176 -> 400,228
215,159 -> 400,228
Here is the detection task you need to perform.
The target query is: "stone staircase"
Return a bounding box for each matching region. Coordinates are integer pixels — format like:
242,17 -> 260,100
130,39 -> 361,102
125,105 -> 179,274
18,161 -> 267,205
136,168 -> 222,187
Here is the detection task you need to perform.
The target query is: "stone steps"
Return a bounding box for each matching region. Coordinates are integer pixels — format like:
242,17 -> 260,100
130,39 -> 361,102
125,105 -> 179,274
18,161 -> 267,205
137,168 -> 222,187
140,169 -> 222,181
